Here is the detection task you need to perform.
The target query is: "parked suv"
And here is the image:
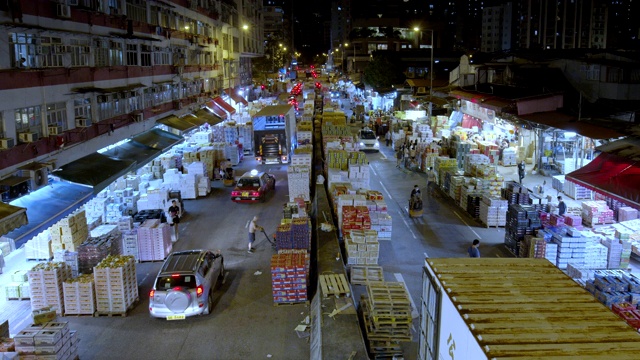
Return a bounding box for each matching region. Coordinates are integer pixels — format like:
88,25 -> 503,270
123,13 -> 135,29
149,249 -> 224,320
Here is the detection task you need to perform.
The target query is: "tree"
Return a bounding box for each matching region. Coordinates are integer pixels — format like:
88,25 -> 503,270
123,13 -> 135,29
362,52 -> 405,89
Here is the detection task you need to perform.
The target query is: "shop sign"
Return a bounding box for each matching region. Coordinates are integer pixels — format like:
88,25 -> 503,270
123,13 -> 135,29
460,100 -> 495,122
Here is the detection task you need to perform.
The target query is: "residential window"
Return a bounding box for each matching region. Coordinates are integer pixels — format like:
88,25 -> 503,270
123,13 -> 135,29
74,98 -> 92,124
140,44 -> 151,66
9,33 -> 38,68
40,36 -> 64,68
126,43 -> 138,65
153,46 -> 170,65
126,91 -> 141,112
0,114 -> 5,138
94,39 -> 109,67
15,106 -> 42,135
46,102 -> 68,130
69,39 -> 90,67
109,41 -> 124,66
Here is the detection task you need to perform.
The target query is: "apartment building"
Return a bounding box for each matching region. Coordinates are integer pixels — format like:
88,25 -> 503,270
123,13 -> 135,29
0,0 -> 262,189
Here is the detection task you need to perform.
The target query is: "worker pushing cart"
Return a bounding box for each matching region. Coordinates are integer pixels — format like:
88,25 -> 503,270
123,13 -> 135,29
409,185 -> 423,217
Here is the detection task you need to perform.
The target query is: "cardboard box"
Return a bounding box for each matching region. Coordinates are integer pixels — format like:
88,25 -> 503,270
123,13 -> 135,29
32,308 -> 57,325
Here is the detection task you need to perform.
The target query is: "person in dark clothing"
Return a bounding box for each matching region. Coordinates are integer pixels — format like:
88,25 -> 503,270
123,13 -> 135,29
468,239 -> 480,258
410,185 -> 421,199
558,196 -> 567,216
518,161 -> 526,184
168,200 -> 181,241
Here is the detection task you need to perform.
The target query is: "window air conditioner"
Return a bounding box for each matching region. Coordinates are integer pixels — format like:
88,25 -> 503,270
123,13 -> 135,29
0,138 -> 15,149
56,4 -> 71,18
75,117 -> 91,127
48,126 -> 63,136
19,132 -> 39,143
134,113 -> 144,122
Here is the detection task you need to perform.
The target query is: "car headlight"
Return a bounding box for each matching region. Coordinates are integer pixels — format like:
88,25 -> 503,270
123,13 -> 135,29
374,142 -> 380,148
359,142 -> 365,147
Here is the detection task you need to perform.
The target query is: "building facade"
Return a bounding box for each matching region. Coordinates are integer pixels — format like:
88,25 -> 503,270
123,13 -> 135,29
0,0 -> 262,181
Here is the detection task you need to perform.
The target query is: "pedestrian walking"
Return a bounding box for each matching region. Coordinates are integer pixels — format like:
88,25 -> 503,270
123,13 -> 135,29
518,160 -> 526,184
426,167 -> 437,195
468,239 -> 480,258
168,200 -> 181,241
396,147 -> 404,168
385,131 -> 392,147
557,196 -> 567,216
248,216 -> 263,253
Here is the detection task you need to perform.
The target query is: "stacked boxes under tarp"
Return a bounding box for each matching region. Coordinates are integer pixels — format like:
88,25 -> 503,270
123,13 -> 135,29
13,321 -> 78,360
137,219 -> 172,262
93,255 -> 138,315
77,236 -> 114,275
584,270 -> 640,308
344,229 -> 379,265
270,253 -> 309,304
504,204 -> 541,256
287,165 -> 311,202
360,281 -> 412,359
62,274 -> 95,315
28,262 -> 72,314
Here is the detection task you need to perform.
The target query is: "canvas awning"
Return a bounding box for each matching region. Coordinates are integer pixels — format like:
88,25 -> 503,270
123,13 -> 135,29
518,112 -> 625,140
130,128 -> 183,151
212,96 -> 236,114
596,138 -> 640,161
53,153 -> 135,194
101,141 -> 161,168
227,91 -> 248,106
566,152 -> 640,208
157,115 -> 198,132
195,109 -> 224,126
206,101 -> 228,119
0,203 -> 28,236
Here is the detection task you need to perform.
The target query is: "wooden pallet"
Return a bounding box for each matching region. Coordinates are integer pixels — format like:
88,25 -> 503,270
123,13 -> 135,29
366,282 -> 411,309
6,297 -> 30,301
319,273 -> 350,298
368,340 -> 404,359
273,300 -> 310,307
63,312 -> 95,317
350,265 -> 384,286
360,299 -> 412,342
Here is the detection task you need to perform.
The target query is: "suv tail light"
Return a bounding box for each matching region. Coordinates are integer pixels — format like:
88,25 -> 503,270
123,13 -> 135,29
149,290 -> 155,298
231,191 -> 240,196
250,191 -> 260,197
196,285 -> 204,298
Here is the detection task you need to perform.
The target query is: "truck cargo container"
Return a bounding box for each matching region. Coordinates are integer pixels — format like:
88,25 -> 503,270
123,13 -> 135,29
252,105 -> 297,164
419,258 -> 640,360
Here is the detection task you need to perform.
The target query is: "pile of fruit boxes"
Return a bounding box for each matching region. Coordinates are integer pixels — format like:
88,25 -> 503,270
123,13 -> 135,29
28,262 -> 72,315
49,209 -> 89,253
4,270 -> 29,300
62,273 -> 95,315
275,218 -> 311,251
137,218 -> 172,262
93,255 -> 138,315
344,229 -> 379,265
13,321 -> 78,360
271,252 -> 309,304
287,165 -> 311,202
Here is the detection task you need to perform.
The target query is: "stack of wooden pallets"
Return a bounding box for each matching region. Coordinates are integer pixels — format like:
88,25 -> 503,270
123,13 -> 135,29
360,281 -> 412,359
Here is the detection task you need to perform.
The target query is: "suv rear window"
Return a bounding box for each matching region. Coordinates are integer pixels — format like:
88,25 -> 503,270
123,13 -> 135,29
360,131 -> 376,139
156,275 -> 197,290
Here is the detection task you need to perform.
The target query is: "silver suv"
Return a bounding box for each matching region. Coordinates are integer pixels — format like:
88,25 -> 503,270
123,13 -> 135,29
149,250 -> 224,320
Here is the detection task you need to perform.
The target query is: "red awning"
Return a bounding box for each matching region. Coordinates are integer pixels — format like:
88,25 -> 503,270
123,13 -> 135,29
206,100 -> 227,119
565,152 -> 640,208
213,96 -> 236,114
228,91 -> 248,106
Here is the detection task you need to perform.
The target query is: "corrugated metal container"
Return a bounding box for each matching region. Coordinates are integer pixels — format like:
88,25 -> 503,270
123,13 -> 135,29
420,258 -> 640,360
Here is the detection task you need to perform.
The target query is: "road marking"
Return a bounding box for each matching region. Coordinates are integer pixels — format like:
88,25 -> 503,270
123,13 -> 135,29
370,165 -> 378,177
380,152 -> 387,160
394,273 -> 419,319
400,213 -> 417,239
141,272 -> 151,284
453,211 -> 482,240
379,181 -> 392,200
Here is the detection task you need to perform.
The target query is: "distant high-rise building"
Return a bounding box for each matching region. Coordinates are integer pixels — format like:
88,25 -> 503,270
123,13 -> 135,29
482,3 -> 514,52
512,0 -> 608,50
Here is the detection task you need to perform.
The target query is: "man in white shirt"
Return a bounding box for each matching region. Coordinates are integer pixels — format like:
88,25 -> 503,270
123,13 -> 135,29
248,216 -> 263,253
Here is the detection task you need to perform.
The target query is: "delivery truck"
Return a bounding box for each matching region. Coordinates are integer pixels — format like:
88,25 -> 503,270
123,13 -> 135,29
419,258 -> 640,360
252,105 -> 297,164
